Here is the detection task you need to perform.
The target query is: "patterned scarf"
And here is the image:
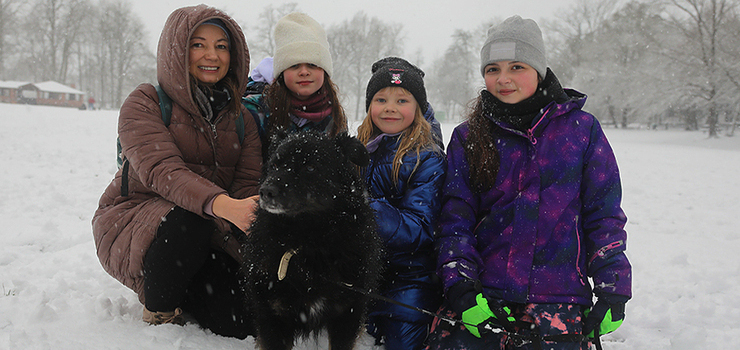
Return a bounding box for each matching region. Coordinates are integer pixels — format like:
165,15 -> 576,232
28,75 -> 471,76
365,132 -> 402,153
289,87 -> 332,122
194,82 -> 232,122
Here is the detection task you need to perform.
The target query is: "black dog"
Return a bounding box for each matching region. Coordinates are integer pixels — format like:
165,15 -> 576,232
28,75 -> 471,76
243,130 -> 383,350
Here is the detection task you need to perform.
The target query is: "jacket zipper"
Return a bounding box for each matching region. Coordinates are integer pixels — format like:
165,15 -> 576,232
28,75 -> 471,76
575,215 -> 586,286
207,114 -> 224,179
495,106 -> 553,144
524,106 -> 552,145
589,240 -> 624,265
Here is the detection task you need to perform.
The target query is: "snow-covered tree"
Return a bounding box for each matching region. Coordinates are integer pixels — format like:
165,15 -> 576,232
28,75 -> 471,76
663,0 -> 739,137
426,29 -> 479,123
327,12 -> 404,120
567,1 -> 667,128
95,0 -> 153,107
0,0 -> 24,79
20,0 -> 91,82
246,3 -> 298,66
543,0 -> 619,84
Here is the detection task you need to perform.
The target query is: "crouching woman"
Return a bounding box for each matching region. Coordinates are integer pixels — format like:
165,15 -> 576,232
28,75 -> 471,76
92,5 -> 262,339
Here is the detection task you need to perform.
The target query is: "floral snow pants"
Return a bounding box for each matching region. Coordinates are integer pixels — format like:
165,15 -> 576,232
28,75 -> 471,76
425,301 -> 590,350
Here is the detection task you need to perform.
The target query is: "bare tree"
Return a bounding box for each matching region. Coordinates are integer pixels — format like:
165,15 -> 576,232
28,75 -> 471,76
567,1 -> 668,128
664,0 -> 738,137
96,0 -> 151,107
246,3 -> 299,64
22,0 -> 91,82
0,0 -> 24,79
542,0 -> 619,84
718,15 -> 740,136
427,29 -> 479,122
327,11 -> 404,120
2,0 -> 155,108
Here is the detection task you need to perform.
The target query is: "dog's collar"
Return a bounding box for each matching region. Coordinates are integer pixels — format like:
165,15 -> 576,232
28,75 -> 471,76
278,248 -> 299,281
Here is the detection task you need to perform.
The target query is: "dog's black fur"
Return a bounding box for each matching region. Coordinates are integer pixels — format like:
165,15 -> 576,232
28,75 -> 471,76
243,130 -> 383,350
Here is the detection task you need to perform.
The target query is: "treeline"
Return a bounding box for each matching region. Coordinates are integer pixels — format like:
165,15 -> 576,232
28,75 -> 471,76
1,0 -> 738,136
0,0 -> 154,109
553,0 -> 740,137
426,0 -> 740,137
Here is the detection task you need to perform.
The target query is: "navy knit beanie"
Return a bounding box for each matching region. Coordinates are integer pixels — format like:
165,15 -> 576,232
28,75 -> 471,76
365,57 -> 428,114
201,18 -> 231,43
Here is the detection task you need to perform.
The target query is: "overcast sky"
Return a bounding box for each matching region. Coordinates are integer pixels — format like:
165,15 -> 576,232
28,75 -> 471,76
132,0 -> 577,68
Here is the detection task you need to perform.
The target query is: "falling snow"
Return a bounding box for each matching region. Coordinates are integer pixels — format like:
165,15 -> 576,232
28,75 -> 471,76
1,104 -> 739,349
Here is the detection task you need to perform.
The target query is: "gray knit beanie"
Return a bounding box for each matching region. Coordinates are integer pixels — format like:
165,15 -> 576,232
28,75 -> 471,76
480,15 -> 547,79
273,12 -> 333,79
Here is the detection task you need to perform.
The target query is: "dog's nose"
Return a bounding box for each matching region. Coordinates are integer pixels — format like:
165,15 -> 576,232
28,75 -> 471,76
259,184 -> 276,200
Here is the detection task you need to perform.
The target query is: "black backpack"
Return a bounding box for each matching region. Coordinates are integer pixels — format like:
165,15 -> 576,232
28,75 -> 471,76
116,85 -> 245,196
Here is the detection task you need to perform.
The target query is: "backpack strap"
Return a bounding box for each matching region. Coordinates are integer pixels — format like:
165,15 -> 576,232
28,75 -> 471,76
155,85 -> 173,126
241,95 -> 268,147
120,84 -> 171,196
236,112 -> 245,144
120,159 -> 130,196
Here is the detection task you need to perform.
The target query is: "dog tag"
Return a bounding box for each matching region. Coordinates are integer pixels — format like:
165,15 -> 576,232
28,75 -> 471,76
278,249 -> 298,281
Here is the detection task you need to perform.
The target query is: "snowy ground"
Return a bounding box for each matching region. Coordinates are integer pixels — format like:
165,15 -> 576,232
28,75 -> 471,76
1,104 -> 739,349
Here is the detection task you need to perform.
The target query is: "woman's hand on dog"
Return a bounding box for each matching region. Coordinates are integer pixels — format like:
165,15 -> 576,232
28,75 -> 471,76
213,194 -> 259,232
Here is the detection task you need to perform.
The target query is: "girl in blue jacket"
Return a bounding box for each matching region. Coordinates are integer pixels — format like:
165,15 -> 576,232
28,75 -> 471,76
426,16 -> 631,350
357,57 -> 446,350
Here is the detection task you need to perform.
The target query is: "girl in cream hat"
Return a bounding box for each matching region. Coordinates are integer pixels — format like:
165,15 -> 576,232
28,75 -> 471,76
242,12 -> 347,161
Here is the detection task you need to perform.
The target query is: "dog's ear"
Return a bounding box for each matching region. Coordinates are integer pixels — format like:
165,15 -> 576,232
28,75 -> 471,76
268,127 -> 290,155
335,132 -> 370,167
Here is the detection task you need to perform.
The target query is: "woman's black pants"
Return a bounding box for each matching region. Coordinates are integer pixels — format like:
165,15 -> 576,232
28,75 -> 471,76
143,206 -> 253,339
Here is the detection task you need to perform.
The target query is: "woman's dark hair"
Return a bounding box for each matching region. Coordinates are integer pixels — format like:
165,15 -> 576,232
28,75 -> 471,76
263,71 -> 347,139
464,94 -> 500,192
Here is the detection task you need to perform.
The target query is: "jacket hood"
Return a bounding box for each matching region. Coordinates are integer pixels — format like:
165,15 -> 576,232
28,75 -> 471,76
556,88 -> 587,115
520,89 -> 588,140
156,4 -> 250,115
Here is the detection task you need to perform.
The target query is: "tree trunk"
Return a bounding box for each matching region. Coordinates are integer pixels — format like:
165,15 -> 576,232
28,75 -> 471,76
609,104 -> 618,128
621,108 -> 628,128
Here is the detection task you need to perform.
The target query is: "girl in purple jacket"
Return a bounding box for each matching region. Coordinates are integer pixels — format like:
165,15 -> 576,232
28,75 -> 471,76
426,16 -> 631,350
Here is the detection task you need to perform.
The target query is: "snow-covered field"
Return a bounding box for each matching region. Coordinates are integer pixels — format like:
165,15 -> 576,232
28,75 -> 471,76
1,103 -> 739,349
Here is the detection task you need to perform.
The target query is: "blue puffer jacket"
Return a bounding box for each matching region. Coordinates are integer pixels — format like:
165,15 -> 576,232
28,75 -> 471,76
423,103 -> 444,151
437,89 -> 632,306
364,132 -> 446,325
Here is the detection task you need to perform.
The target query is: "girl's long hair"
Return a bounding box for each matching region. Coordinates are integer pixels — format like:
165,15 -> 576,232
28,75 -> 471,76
357,87 -> 436,184
464,94 -> 499,192
263,71 -> 347,139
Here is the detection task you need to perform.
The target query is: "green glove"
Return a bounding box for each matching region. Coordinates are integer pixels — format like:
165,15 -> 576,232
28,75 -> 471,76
583,300 -> 625,338
461,293 -> 515,338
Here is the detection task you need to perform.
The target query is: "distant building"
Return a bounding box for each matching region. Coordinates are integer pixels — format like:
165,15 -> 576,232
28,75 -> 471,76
0,81 -> 86,108
0,81 -> 28,105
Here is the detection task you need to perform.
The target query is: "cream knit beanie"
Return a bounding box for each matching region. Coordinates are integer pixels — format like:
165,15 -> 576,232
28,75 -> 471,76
273,12 -> 333,79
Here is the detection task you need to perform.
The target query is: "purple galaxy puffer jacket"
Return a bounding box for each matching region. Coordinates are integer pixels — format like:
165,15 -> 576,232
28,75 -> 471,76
436,89 -> 631,306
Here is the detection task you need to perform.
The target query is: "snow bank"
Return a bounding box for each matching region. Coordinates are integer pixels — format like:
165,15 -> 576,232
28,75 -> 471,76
1,104 -> 739,349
